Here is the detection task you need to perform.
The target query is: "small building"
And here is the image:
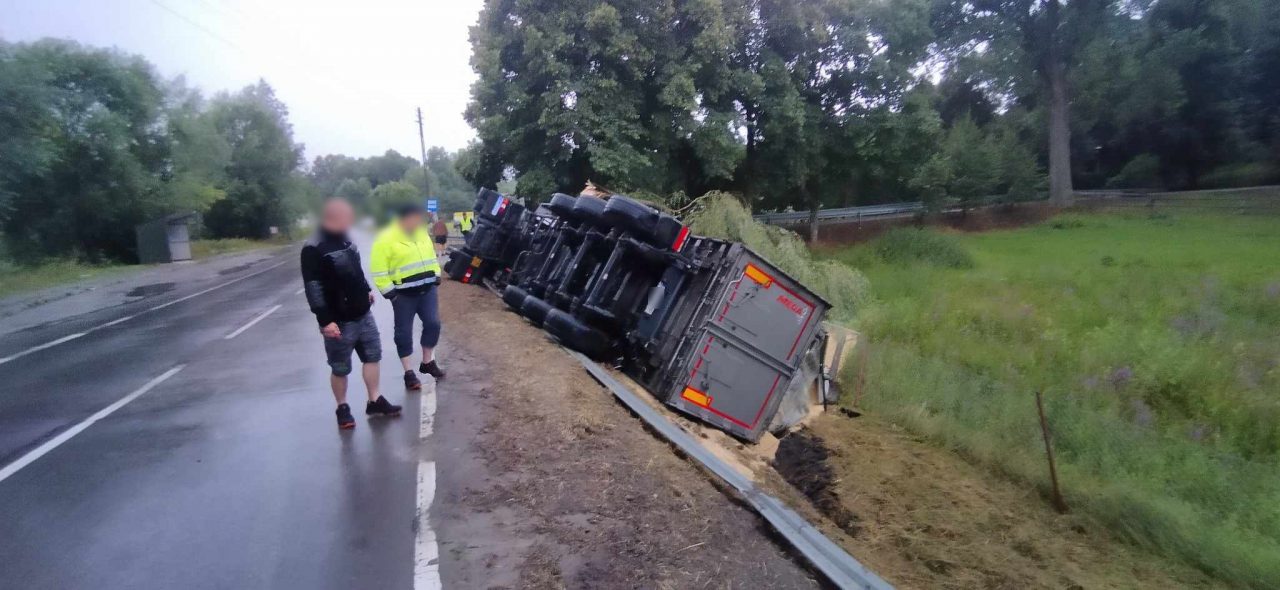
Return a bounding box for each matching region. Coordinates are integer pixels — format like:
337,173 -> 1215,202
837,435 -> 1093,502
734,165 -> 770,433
135,212 -> 198,264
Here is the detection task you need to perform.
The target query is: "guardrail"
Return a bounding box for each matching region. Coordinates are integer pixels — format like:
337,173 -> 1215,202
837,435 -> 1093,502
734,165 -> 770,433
753,202 -> 926,225
754,185 -> 1280,227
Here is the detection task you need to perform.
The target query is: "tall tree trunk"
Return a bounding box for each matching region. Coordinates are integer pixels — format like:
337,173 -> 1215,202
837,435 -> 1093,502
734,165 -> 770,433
1045,8 -> 1074,208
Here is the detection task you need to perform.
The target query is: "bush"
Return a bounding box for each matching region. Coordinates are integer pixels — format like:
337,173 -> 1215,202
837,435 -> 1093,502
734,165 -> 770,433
685,192 -> 869,323
871,228 -> 974,268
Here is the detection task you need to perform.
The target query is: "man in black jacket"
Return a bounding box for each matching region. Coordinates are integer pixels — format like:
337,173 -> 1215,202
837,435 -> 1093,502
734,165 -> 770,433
301,198 -> 401,429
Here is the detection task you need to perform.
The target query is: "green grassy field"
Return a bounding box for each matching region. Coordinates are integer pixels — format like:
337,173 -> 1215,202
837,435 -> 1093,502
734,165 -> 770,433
828,213 -> 1280,588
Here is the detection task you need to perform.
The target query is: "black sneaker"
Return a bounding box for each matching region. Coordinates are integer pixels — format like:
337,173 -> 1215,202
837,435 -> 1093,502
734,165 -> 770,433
404,370 -> 422,391
366,396 -> 402,418
336,404 -> 355,430
419,360 -> 446,380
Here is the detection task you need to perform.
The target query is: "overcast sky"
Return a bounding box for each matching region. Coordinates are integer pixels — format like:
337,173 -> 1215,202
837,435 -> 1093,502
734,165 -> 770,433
0,0 -> 484,161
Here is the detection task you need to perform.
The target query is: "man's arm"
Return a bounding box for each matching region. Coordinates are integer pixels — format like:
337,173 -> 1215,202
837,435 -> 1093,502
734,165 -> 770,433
368,235 -> 395,298
300,245 -> 334,327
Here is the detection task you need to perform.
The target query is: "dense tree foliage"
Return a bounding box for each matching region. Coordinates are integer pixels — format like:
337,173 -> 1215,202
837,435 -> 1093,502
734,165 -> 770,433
0,39 -> 309,261
466,0 -> 1280,210
308,147 -> 477,215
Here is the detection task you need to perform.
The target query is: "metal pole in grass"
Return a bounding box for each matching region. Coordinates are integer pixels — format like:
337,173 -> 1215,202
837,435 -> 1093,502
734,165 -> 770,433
1036,390 -> 1070,514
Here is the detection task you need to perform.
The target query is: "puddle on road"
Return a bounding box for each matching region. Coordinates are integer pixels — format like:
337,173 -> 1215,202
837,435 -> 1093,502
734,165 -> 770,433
218,263 -> 253,276
125,282 -> 176,298
773,429 -> 862,537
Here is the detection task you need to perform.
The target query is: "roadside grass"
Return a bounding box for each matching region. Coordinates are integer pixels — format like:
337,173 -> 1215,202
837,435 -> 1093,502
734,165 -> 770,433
827,212 -> 1280,588
0,259 -> 133,299
190,235 -> 291,259
0,236 -> 290,300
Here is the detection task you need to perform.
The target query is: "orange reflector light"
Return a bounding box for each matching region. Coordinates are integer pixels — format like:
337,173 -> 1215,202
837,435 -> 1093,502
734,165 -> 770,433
681,386 -> 711,408
470,256 -> 482,267
743,264 -> 773,287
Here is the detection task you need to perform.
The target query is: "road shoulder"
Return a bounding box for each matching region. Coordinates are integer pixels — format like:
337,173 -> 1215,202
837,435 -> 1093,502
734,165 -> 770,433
434,282 -> 820,589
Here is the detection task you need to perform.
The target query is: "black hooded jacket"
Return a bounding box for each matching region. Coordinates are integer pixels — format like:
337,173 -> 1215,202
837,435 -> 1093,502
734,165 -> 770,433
300,229 -> 373,326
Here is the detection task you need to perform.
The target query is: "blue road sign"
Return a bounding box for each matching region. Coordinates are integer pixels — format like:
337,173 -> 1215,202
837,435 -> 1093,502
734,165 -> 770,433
426,199 -> 439,212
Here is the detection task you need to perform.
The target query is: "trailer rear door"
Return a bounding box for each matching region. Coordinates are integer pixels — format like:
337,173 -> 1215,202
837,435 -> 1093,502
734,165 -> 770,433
709,261 -> 819,364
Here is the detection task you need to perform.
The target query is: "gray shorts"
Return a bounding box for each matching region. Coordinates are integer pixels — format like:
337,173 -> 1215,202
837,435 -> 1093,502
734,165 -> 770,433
323,312 -> 382,376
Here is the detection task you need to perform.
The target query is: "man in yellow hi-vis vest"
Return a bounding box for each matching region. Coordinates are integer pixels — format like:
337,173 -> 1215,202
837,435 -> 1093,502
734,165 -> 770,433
370,204 -> 447,391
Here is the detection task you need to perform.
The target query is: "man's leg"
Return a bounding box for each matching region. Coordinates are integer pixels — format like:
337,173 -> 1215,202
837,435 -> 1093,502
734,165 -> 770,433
417,287 -> 446,379
354,314 -> 383,403
361,363 -> 380,402
330,373 -> 348,405
354,312 -> 399,417
391,292 -> 417,371
324,331 -> 357,429
391,293 -> 423,390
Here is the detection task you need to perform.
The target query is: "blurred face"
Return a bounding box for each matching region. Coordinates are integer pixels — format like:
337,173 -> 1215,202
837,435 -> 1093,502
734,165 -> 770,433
320,199 -> 354,234
399,211 -> 424,231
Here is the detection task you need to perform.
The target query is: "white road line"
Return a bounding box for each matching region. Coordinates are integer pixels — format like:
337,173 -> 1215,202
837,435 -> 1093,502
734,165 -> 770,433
415,373 -> 442,589
224,304 -> 282,340
0,333 -> 85,365
0,259 -> 289,367
101,315 -> 136,327
414,462 -> 442,589
0,365 -> 185,483
294,287 -> 305,295
419,382 -> 437,440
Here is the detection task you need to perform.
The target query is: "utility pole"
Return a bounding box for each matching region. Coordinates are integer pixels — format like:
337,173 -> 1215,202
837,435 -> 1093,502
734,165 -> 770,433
416,107 -> 431,199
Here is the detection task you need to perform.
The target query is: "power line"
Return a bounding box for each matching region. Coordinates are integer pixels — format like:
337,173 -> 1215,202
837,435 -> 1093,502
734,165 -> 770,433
147,0 -> 242,51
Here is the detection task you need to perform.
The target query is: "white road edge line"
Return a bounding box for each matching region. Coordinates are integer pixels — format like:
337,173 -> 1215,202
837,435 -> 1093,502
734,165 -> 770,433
415,379 -> 442,589
0,365 -> 185,484
294,287 -> 305,295
0,333 -> 86,365
223,304 -> 282,340
0,260 -> 289,366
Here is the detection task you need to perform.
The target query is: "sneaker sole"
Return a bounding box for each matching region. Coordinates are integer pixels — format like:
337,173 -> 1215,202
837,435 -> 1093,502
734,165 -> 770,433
366,411 -> 402,418
339,423 -> 356,430
406,383 -> 422,391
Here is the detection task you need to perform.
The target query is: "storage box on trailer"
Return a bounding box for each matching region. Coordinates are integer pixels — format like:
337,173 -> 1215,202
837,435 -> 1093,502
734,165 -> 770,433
647,243 -> 830,441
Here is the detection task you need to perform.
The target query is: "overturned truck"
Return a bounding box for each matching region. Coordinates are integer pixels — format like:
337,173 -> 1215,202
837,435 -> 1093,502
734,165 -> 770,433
444,189 -> 833,442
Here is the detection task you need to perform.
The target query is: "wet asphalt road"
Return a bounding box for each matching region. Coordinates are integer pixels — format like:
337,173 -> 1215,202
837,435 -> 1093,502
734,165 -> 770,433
0,245 -> 429,589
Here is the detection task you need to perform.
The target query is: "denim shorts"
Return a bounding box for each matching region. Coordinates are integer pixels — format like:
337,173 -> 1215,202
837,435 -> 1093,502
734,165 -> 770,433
322,312 -> 382,376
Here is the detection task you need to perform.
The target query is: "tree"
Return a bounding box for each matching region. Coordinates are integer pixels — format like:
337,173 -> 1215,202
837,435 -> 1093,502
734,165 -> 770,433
202,81 -> 304,239
334,177 -> 373,211
0,40 -> 173,261
932,0 -> 1116,206
164,78 -> 231,215
367,180 -> 420,223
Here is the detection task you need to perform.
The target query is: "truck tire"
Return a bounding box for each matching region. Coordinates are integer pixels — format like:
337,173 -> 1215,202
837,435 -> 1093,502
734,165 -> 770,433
444,248 -> 473,281
602,195 -> 659,240
502,285 -> 529,311
544,309 -> 612,358
570,195 -> 607,225
520,296 -> 554,327
547,193 -> 577,218
477,188 -> 506,221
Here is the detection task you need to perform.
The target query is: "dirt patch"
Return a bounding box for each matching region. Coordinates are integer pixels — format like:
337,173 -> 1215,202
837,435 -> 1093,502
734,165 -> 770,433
773,430 -> 860,537
217,263 -> 253,276
124,282 -> 175,298
800,414 -> 1225,590
434,282 -> 821,589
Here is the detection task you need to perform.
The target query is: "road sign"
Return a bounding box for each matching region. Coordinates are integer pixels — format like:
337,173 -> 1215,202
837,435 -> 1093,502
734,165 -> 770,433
426,199 -> 438,213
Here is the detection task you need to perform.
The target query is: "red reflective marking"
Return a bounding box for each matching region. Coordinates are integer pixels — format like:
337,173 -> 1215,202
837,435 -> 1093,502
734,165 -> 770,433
671,226 -> 690,251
